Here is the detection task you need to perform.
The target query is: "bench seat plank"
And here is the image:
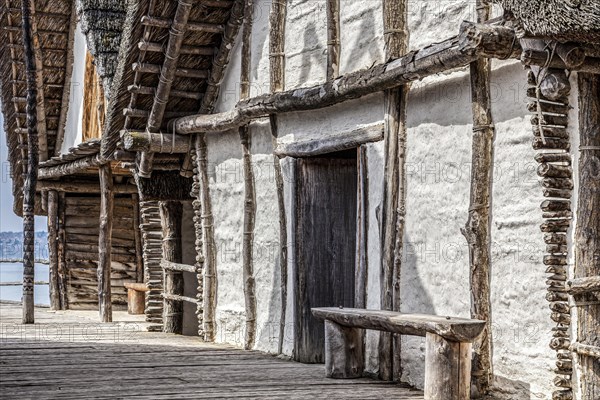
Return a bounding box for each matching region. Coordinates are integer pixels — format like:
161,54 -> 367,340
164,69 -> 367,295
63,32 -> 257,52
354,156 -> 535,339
312,307 -> 485,342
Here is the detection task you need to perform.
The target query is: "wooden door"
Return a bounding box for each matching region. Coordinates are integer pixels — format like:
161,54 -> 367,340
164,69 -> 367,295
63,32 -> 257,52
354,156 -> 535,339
294,152 -> 357,363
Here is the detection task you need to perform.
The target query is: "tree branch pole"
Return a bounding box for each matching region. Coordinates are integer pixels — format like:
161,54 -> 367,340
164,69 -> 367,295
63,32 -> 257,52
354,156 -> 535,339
161,201 -> 183,334
239,0 -> 257,350
20,0 -> 40,324
172,24 -> 520,135
574,72 -> 600,399
379,0 -> 409,382
268,0 -> 288,356
326,0 -> 340,80
98,164 -> 114,322
461,1 -> 495,396
47,190 -> 61,310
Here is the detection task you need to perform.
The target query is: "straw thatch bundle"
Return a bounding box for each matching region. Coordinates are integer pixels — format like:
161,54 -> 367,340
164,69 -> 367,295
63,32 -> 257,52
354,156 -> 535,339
76,0 -> 127,98
493,0 -> 600,43
0,0 -> 76,215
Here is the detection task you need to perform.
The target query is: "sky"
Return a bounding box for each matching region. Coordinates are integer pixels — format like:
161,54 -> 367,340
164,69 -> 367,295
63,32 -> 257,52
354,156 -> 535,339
0,108 -> 47,232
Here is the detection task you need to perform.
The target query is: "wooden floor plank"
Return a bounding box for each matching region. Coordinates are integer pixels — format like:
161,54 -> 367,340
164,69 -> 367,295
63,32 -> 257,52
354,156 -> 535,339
0,303 -> 423,399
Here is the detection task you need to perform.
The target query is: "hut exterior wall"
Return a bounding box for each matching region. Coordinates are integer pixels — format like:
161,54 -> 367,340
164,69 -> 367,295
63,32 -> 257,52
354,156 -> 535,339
61,22 -> 88,155
200,0 -> 577,396
63,195 -> 138,310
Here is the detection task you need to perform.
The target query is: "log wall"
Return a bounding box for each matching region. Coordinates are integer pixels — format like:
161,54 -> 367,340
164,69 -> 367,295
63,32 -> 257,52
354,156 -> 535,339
62,195 -> 138,310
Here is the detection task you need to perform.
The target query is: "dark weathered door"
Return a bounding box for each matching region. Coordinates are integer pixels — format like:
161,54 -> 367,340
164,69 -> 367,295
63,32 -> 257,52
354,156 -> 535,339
294,152 -> 357,363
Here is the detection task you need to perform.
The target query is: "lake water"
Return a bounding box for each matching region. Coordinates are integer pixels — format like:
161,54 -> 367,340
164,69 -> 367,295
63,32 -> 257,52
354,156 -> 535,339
0,262 -> 50,305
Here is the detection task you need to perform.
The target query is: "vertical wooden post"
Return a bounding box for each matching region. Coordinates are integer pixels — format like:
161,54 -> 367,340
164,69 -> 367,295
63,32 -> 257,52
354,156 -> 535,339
355,146 -> 368,309
380,0 -> 409,381
57,192 -> 68,309
98,164 -> 113,322
461,1 -> 495,396
20,0 -> 39,324
424,333 -> 472,400
239,0 -> 257,349
47,190 -> 60,310
574,72 -> 600,399
269,0 -> 288,355
195,136 -> 217,341
326,0 -> 340,80
132,193 -> 144,283
324,320 -> 364,378
161,201 -> 183,334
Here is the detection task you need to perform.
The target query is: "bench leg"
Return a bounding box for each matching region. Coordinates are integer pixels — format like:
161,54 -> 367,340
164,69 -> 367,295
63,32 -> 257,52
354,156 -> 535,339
127,289 -> 145,315
424,332 -> 471,400
324,320 -> 364,378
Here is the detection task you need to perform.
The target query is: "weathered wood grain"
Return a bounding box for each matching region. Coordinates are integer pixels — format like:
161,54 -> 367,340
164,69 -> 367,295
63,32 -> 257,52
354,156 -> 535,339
312,308 -> 485,343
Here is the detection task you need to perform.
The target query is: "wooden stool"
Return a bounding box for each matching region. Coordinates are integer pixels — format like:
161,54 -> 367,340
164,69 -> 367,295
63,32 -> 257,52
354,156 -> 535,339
124,282 -> 149,314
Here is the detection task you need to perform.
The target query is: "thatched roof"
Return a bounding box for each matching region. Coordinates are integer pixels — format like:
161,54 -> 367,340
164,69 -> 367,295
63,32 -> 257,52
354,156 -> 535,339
76,0 -> 127,98
493,0 -> 600,43
0,0 -> 77,215
100,0 -> 242,166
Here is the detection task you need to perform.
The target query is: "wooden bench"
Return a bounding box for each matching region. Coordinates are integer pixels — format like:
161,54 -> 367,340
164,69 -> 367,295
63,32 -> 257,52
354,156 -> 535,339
123,282 -> 149,315
312,307 -> 485,400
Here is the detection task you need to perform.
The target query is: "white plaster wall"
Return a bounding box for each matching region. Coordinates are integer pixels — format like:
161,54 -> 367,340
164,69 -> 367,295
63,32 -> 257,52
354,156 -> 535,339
61,22 -> 87,154
206,0 -> 562,396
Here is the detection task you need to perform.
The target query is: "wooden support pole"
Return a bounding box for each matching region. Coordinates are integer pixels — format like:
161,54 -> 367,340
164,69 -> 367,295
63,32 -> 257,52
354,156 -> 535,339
98,164 -> 113,322
195,136 -> 218,341
57,192 -> 68,309
324,320 -> 364,378
160,201 -> 183,334
239,0 -> 257,350
47,190 -> 60,310
326,0 -> 340,80
424,332 -> 472,400
20,0 -> 39,324
138,0 -> 192,178
268,0 -> 288,356
461,1 -> 495,396
574,72 -> 600,399
240,126 -> 257,349
132,193 -> 144,283
380,0 -> 409,382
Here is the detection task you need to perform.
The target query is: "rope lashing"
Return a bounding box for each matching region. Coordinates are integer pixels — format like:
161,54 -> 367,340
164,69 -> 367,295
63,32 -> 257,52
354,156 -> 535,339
469,203 -> 489,212
473,124 -> 494,133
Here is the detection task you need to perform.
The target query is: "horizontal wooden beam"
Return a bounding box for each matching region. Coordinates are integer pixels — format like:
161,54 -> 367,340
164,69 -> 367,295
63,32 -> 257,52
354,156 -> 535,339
13,97 -> 61,104
570,342 -> 600,359
127,85 -> 203,100
38,155 -> 101,180
122,108 -> 191,119
566,276 -> 600,295
140,16 -> 224,33
275,123 -> 384,157
173,23 -> 520,134
161,259 -> 196,273
121,131 -> 190,153
37,180 -> 137,194
132,62 -> 208,79
162,292 -> 198,304
138,41 -> 215,56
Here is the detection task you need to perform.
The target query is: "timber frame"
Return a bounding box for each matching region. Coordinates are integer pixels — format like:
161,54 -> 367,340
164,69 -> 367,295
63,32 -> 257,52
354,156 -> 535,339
1,0 -> 599,398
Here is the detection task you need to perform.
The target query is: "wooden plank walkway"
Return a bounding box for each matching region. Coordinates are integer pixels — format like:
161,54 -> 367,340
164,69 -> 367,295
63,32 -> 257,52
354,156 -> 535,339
0,303 -> 423,399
